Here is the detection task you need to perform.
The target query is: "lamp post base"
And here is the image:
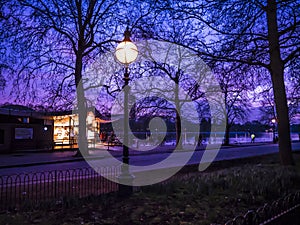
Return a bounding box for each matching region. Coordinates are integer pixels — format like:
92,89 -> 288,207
117,164 -> 135,197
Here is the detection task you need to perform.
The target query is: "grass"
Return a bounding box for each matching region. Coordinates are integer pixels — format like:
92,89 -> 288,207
0,153 -> 300,225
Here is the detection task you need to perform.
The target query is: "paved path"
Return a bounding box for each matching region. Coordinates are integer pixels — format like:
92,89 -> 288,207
0,142 -> 271,169
0,142 -> 299,169
1,142 -> 298,185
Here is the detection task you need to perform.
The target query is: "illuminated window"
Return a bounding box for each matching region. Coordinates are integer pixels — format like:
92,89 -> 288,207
18,117 -> 30,123
23,117 -> 30,123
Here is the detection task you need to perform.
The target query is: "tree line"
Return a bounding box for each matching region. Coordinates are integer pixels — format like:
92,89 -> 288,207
0,0 -> 299,164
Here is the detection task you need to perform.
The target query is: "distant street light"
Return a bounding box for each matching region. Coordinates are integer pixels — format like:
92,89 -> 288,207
271,118 -> 277,143
115,27 -> 138,195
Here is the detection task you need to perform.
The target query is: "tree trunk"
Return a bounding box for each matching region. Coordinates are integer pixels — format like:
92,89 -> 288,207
224,117 -> 230,146
74,49 -> 88,156
175,80 -> 182,149
266,0 -> 294,165
175,110 -> 182,148
223,86 -> 230,146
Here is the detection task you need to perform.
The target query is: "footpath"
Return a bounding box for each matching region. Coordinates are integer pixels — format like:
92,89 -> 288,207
0,142 -> 273,169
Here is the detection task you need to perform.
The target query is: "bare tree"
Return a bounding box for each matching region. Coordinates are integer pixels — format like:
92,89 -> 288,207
258,87 -> 276,124
214,63 -> 253,145
255,58 -> 300,127
2,0 -> 123,155
169,0 -> 299,165
0,1 -> 13,93
286,57 -> 300,124
102,58 -> 206,148
0,67 -> 7,91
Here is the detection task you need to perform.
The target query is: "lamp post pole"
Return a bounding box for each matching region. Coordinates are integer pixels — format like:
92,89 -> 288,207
115,27 -> 138,195
123,66 -> 130,166
272,118 -> 276,143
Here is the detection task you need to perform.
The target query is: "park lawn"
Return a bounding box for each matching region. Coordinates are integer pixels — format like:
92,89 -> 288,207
0,153 -> 300,225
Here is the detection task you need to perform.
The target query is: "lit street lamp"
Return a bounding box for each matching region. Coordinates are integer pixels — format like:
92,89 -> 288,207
115,27 -> 138,194
271,118 -> 277,143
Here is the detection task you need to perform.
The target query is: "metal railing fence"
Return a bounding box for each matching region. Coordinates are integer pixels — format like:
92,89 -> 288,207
0,166 -> 120,209
225,191 -> 300,225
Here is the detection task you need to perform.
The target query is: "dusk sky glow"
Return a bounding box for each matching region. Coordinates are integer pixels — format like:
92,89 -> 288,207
0,0 -> 299,126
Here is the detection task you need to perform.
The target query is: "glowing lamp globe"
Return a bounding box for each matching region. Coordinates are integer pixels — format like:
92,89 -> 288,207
115,28 -> 138,65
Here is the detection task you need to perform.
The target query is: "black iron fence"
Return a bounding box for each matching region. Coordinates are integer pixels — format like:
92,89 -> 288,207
0,166 -> 120,209
224,191 -> 300,225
